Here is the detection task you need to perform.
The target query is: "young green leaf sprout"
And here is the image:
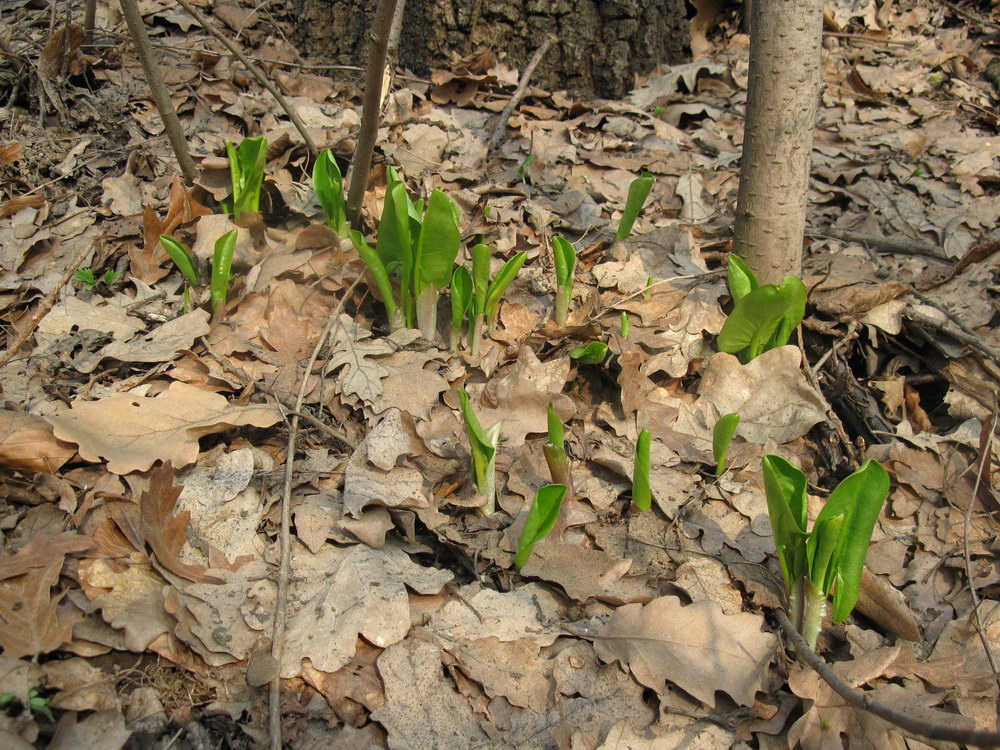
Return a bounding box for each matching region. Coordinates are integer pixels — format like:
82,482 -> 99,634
226,136 -> 267,218
616,172 -> 654,239
631,428 -> 652,511
458,390 -> 502,515
514,484 -> 567,570
551,235 -> 577,326
450,265 -> 473,354
469,244 -> 527,356
313,148 -> 350,237
712,413 -> 740,475
569,341 -> 609,365
542,402 -> 572,497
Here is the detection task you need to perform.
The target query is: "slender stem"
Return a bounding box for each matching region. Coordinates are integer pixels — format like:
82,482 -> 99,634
83,0 -> 97,46
469,313 -> 483,356
800,577 -> 825,650
345,0 -> 401,227
554,285 -> 569,325
118,0 -> 197,183
416,285 -> 438,342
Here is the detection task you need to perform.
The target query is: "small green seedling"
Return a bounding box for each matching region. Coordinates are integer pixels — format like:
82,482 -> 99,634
518,154 -> 533,183
542,402 -> 573,496
551,235 -> 577,325
644,274 -> 653,299
458,390 -> 502,515
762,455 -> 889,649
713,413 -> 740,476
313,148 -> 349,237
631,428 -> 652,511
619,311 -> 629,338
570,341 -> 609,365
717,256 -> 806,363
159,229 -> 237,316
0,688 -> 55,722
73,268 -> 119,290
225,136 -> 267,217
469,244 -> 528,356
514,483 -> 567,569
450,265 -> 473,354
210,229 -> 238,316
616,172 -> 654,239
354,168 -> 461,339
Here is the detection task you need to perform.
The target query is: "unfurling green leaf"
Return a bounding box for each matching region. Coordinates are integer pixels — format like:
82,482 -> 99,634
160,235 -> 200,287
210,229 -> 238,314
631,428 -> 652,511
726,254 -> 758,304
515,484 -> 567,569
313,149 -> 349,236
458,390 -> 501,515
569,341 -> 609,365
717,275 -> 806,362
226,137 -> 267,217
712,412 -> 740,475
616,172 -> 654,239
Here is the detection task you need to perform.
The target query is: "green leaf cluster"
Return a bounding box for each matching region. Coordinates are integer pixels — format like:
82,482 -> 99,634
451,244 -> 527,356
160,230 -> 238,316
762,455 -> 889,648
225,136 -> 267,217
351,167 -> 461,339
717,255 -> 806,362
73,268 -> 118,291
313,149 -> 349,237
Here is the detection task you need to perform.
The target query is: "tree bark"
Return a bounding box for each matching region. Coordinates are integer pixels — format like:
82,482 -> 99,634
733,0 -> 823,283
294,0 -> 689,99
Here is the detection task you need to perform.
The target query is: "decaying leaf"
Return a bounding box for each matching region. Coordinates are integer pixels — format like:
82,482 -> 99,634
0,410 -> 78,473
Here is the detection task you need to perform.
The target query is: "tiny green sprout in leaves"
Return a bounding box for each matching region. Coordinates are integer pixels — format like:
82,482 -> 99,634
0,689 -> 55,722
210,229 -> 238,316
412,188 -> 461,340
570,341 -> 609,365
518,154 -> 533,183
483,204 -> 493,218
726,254 -> 758,304
160,235 -> 200,287
616,172 -> 654,239
912,167 -> 925,178
762,454 -> 889,649
631,428 -> 652,511
718,269 -> 806,363
551,235 -> 577,325
713,412 -> 740,476
313,148 -> 349,237
350,230 -> 403,331
515,483 -> 567,570
458,390 -> 502,515
543,402 -> 572,494
225,136 -> 267,217
450,265 -> 473,354
619,311 -> 629,338
468,244 -> 527,356
653,106 -> 667,115
73,267 -> 117,291
644,275 -> 653,299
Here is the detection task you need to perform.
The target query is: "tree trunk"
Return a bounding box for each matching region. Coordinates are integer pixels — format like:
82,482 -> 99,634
294,0 -> 690,99
733,0 -> 823,283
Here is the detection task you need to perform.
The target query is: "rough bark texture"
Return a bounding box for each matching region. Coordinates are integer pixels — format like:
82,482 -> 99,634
733,0 -> 823,283
293,0 -> 690,99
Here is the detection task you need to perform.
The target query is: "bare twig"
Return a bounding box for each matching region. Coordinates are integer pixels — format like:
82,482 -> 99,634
810,226 -> 948,260
775,608 -> 1000,747
797,323 -> 860,468
173,0 -> 318,158
345,0 -> 401,228
118,0 -> 198,184
906,303 -> 1000,366
963,409 -> 1000,697
489,34 -> 556,150
83,0 -> 98,46
269,273 -> 364,750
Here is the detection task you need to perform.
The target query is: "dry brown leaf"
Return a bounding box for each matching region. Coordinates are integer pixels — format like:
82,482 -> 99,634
0,411 -> 78,473
594,596 -> 778,707
44,658 -> 121,712
0,546 -> 78,658
0,533 -> 94,581
46,381 -> 280,474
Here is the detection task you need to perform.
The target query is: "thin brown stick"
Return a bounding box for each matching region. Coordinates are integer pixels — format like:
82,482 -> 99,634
173,0 -> 318,158
775,608 -> 1000,746
83,0 -> 98,46
963,409 -> 1000,697
811,226 -> 947,260
118,0 -> 197,183
906,303 -> 1000,366
489,34 -> 556,150
269,273 -> 364,750
0,224 -> 97,369
345,0 -> 401,227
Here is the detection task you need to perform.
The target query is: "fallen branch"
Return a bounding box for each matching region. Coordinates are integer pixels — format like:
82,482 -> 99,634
489,34 -> 556,150
174,0 -> 318,158
774,608 -> 1000,747
811,226 -> 947,261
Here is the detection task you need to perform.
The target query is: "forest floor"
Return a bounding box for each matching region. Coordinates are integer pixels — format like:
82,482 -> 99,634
1,0 -> 999,748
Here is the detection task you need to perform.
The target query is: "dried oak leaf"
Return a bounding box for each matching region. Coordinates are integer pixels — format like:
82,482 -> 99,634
0,410 -> 78,473
0,543 -> 80,658
45,382 -> 281,474
593,596 -> 778,707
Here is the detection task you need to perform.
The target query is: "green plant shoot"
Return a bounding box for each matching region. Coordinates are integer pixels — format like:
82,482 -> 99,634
616,172 -> 654,239
458,390 -> 501,515
726,254 -> 758,304
350,230 -> 403,331
514,483 -> 567,569
619,311 -> 629,338
570,341 -> 609,365
542,402 -> 572,496
717,274 -> 806,363
313,149 -> 349,237
552,235 -> 577,325
160,235 -> 200,287
762,455 -> 889,648
644,275 -> 653,299
450,265 -> 473,354
469,244 -> 527,356
412,189 -> 461,340
631,428 -> 652,510
210,229 -> 238,316
73,268 -> 119,291
226,136 -> 267,217
713,413 -> 740,476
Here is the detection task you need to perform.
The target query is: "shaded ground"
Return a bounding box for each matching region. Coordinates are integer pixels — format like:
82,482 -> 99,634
0,0 -> 999,748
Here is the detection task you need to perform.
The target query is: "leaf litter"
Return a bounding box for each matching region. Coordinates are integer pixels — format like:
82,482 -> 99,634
0,0 -> 999,748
